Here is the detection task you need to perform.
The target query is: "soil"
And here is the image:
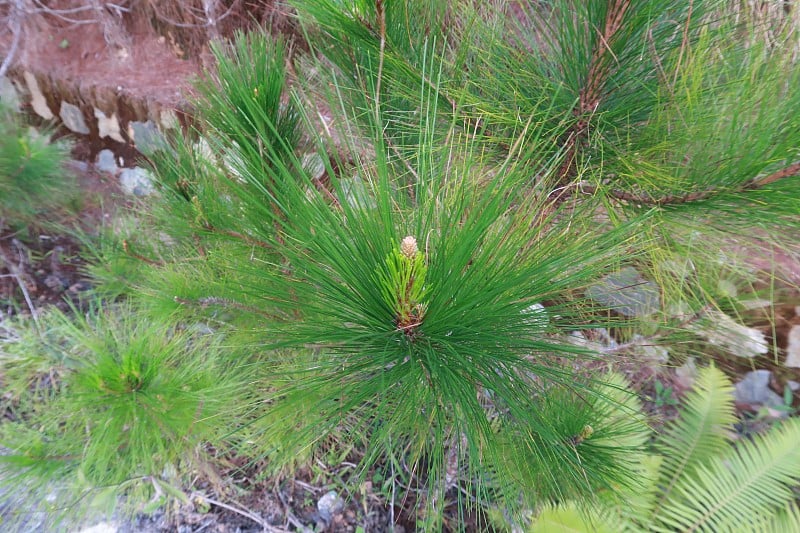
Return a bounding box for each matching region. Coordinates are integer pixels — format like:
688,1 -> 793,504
0,158 -> 125,318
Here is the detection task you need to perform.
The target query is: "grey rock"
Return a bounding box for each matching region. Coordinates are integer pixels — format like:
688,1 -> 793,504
735,370 -> 784,410
78,523 -> 119,533
317,490 -> 344,523
128,120 -> 166,155
96,149 -> 118,174
586,267 -> 660,317
59,101 -> 90,134
67,159 -> 89,174
119,167 -> 155,197
690,310 -> 767,358
784,325 -> 800,368
521,303 -> 549,329
0,75 -> 21,110
302,152 -> 326,181
341,174 -> 376,209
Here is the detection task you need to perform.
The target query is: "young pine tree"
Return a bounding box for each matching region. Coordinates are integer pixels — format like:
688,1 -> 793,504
4,0 -> 800,529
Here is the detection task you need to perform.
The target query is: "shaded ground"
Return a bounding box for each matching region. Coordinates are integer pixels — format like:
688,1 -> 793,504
0,159 -> 123,318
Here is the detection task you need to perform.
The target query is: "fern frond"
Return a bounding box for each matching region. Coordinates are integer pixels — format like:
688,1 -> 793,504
651,365 -> 736,516
758,502 -> 800,533
656,417 -> 800,532
531,500 -> 632,533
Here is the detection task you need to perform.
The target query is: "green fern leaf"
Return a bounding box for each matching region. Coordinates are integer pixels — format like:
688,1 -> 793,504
656,417 -> 800,532
532,500 -> 632,533
758,502 -> 800,533
651,365 -> 736,518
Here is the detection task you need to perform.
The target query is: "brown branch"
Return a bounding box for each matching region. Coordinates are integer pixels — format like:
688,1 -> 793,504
214,227 -> 272,250
558,0 -> 632,185
122,240 -> 163,265
749,161 -> 800,188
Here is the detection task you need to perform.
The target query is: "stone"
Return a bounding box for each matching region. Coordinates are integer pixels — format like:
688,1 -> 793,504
76,522 -> 118,533
674,357 -> 697,390
0,75 -> 21,110
159,108 -> 179,130
94,108 -> 125,143
222,142 -> 246,180
690,310 -> 768,358
119,167 -> 156,197
128,120 -> 166,155
586,267 -> 660,317
735,370 -> 784,411
785,325 -> 800,368
317,490 -> 344,523
95,149 -> 118,174
302,152 -> 326,181
193,136 -> 215,162
59,101 -> 90,134
341,174 -> 375,209
521,303 -> 549,328
716,278 -> 738,298
23,71 -> 54,120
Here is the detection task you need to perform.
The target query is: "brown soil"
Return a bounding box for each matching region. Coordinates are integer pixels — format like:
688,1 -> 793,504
0,158 -> 126,318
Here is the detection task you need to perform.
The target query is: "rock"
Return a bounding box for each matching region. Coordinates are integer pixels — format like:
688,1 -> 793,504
119,167 -> 155,197
59,101 -> 90,134
221,142 -> 246,180
521,303 -> 549,328
94,108 -> 125,143
674,357 -> 697,391
690,310 -> 768,358
586,267 -> 660,317
788,380 -> 800,392
96,149 -> 118,174
66,159 -> 89,174
159,108 -> 179,130
302,152 -> 326,181
193,136 -> 215,163
735,370 -> 784,412
317,490 -> 344,523
784,325 -> 800,368
23,71 -> 54,120
341,174 -> 375,209
716,279 -> 738,298
128,120 -> 166,155
0,75 -> 21,110
77,522 -> 118,533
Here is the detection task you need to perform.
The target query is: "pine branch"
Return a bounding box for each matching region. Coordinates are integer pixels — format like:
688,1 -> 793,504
558,0 -> 632,184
